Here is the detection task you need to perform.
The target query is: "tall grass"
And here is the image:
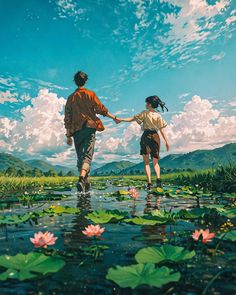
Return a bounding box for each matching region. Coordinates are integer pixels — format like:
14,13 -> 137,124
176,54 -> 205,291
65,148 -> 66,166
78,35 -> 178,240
0,164 -> 235,196
168,164 -> 236,192
0,176 -> 78,196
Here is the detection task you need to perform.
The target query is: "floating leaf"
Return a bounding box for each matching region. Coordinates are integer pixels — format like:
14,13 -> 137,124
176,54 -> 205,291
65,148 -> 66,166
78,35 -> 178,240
43,206 -> 80,215
116,195 -> 131,202
116,190 -> 129,196
177,209 -> 204,219
124,217 -> 163,225
0,213 -> 32,225
150,187 -> 165,195
0,252 -> 65,281
85,210 -> 128,224
218,208 -> 236,218
219,230 -> 236,242
106,263 -> 180,289
150,210 -> 177,222
178,208 -> 215,219
135,245 -> 195,264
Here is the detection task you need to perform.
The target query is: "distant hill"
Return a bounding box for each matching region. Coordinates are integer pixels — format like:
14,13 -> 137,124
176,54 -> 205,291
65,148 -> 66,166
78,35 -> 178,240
0,143 -> 235,176
101,143 -> 236,175
0,153 -> 32,172
0,154 -> 78,175
159,143 -> 236,169
25,159 -> 56,172
54,165 -> 78,175
92,161 -> 136,176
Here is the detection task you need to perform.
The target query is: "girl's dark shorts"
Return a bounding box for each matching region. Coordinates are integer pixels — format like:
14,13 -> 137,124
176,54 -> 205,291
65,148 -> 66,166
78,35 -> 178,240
140,130 -> 160,159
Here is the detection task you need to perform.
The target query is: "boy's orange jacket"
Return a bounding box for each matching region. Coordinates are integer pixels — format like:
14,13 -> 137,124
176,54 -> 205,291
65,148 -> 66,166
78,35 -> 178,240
64,87 -> 108,136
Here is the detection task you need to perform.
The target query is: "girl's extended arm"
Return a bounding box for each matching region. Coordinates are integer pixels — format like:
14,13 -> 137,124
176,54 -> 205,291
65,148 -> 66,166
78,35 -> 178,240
118,117 -> 135,122
160,128 -> 170,151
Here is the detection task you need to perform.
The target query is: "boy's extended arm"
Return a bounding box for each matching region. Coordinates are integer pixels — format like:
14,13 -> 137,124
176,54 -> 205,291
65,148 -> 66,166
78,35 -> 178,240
106,112 -> 119,121
92,93 -> 117,121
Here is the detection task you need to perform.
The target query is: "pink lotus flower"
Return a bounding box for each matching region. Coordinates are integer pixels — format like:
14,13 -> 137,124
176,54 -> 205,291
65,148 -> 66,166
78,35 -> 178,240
82,224 -> 105,238
192,229 -> 215,244
30,231 -> 58,248
128,188 -> 139,199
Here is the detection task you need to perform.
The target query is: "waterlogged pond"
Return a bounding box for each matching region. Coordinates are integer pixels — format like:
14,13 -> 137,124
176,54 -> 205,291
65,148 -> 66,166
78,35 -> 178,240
0,178 -> 235,294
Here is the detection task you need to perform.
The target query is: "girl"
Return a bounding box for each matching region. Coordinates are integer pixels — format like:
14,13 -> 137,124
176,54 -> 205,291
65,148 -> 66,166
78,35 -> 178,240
116,95 -> 170,189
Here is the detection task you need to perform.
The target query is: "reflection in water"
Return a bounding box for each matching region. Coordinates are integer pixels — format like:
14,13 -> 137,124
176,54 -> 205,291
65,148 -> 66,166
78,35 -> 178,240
134,193 -> 167,243
130,201 -> 137,216
63,193 -> 92,249
0,185 -> 232,294
144,193 -> 161,214
76,193 -> 92,212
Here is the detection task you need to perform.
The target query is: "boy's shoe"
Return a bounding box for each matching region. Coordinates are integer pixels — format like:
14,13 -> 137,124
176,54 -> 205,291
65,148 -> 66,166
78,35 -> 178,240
156,178 -> 163,188
76,176 -> 86,193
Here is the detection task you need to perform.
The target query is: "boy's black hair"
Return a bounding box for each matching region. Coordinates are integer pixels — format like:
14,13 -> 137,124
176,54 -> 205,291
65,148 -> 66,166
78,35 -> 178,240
74,71 -> 88,87
145,95 -> 168,112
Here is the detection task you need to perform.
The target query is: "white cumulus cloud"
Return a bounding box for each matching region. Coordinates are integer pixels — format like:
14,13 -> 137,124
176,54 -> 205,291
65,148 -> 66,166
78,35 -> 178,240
166,95 -> 236,152
94,95 -> 236,162
0,91 -> 235,165
0,89 -> 66,157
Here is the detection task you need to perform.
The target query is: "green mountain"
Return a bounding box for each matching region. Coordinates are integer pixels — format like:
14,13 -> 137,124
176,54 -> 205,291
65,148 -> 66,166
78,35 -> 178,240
0,154 -> 78,175
103,143 -> 236,175
1,143 -> 235,176
25,160 -> 78,175
25,159 -> 56,172
0,153 -> 32,172
92,161 -> 136,176
54,165 -> 78,175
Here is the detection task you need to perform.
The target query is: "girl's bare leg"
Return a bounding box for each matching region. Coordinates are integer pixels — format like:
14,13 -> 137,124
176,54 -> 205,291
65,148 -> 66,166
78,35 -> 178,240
152,157 -> 160,179
143,155 -> 151,184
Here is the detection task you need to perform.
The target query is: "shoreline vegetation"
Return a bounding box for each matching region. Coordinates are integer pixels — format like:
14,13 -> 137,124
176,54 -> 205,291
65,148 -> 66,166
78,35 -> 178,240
0,164 -> 235,196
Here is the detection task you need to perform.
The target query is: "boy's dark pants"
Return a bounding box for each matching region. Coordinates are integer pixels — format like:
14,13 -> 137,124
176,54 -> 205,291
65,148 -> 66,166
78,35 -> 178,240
72,127 -> 96,175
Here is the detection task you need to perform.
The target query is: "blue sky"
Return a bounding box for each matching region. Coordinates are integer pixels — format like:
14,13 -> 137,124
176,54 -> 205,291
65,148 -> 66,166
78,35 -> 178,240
0,0 -> 236,166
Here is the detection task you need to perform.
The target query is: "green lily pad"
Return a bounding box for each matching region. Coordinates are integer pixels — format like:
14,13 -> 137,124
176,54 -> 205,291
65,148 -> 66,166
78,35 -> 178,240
0,252 -> 65,281
219,230 -> 236,242
177,209 -> 204,219
178,208 -> 215,219
85,209 -> 128,224
149,187 -> 165,195
43,206 -> 80,215
0,213 -> 32,225
106,263 -> 180,289
116,190 -> 129,195
123,217 -> 163,225
135,245 -> 195,264
116,196 -> 131,201
150,210 -> 177,222
218,208 -> 236,218
92,182 -> 108,190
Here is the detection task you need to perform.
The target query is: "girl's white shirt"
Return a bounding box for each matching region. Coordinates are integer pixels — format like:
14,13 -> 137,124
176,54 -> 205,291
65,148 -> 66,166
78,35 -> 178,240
134,110 -> 167,131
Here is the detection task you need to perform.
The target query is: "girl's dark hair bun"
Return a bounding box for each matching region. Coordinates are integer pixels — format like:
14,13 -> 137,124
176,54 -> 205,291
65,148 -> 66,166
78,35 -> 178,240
145,95 -> 168,112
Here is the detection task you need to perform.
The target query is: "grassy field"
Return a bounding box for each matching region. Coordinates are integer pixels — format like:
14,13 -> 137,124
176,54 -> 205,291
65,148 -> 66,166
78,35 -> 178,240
1,167 -> 230,196
0,164 -> 235,195
0,176 -> 78,196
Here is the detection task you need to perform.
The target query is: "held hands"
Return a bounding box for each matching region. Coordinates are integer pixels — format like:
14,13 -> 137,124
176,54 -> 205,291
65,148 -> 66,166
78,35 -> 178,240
113,117 -> 122,124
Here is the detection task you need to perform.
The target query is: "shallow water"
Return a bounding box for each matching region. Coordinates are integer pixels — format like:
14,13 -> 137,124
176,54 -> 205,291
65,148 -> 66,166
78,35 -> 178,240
0,182 -> 235,295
